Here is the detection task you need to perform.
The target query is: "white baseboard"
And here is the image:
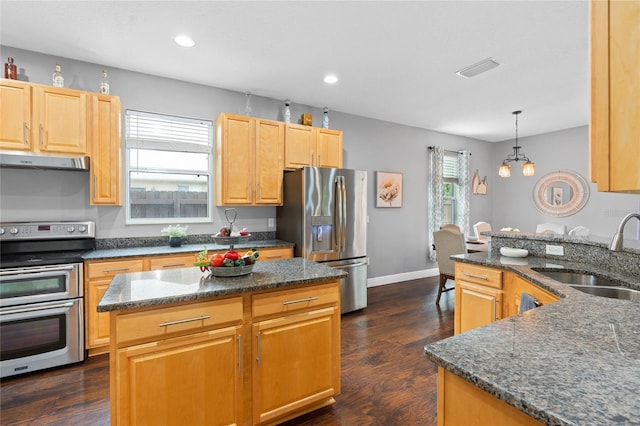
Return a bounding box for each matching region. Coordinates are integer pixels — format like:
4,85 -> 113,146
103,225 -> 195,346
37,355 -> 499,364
367,268 -> 440,288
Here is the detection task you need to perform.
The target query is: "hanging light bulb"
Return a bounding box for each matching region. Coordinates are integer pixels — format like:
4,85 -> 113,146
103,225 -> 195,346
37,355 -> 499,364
498,110 -> 535,177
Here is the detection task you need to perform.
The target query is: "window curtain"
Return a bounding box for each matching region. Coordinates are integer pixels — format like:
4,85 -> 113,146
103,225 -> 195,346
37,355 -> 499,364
428,147 -> 471,261
456,150 -> 471,236
428,147 -> 444,260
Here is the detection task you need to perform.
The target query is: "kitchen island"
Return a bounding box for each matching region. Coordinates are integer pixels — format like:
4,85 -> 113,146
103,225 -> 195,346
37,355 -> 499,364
98,258 -> 346,426
424,252 -> 640,426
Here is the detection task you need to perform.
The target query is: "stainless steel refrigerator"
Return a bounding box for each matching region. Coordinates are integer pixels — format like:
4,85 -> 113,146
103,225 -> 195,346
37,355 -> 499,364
277,167 -> 368,313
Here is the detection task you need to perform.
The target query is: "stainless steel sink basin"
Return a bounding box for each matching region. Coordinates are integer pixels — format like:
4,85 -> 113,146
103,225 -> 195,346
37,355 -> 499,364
569,285 -> 640,302
532,269 -> 619,287
532,268 -> 639,302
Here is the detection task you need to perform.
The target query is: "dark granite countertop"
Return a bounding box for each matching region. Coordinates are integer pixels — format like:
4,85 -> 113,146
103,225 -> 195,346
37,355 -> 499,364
424,252 -> 640,425
97,257 -> 346,313
83,239 -> 294,261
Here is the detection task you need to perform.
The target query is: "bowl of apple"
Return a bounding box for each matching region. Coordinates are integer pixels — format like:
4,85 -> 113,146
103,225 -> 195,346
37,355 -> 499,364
194,247 -> 259,277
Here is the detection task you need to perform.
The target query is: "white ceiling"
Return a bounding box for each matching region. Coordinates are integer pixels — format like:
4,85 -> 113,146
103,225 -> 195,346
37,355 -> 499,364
0,0 -> 590,142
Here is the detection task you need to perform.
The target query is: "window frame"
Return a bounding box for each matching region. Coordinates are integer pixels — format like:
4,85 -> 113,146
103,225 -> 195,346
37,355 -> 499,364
442,154 -> 459,225
124,109 -> 214,225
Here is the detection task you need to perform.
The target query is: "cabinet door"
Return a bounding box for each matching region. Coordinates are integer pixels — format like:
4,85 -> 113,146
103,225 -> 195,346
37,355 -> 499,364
114,326 -> 242,426
590,0 -> 640,192
315,128 -> 343,168
33,86 -> 88,154
253,306 -> 340,425
284,124 -> 315,169
0,80 -> 31,150
456,281 -> 502,334
86,277 -> 112,349
90,94 -> 122,205
85,259 -> 145,354
216,113 -> 254,205
255,119 -> 284,204
503,273 -> 559,318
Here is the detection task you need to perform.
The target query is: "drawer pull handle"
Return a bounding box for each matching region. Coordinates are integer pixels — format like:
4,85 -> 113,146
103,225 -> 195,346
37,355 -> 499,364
161,263 -> 186,268
283,296 -> 319,305
159,315 -> 210,327
103,267 -> 131,272
463,273 -> 488,280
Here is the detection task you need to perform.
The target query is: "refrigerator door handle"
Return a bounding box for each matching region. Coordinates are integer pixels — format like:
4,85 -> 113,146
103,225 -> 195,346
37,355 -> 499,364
334,176 -> 342,252
340,175 -> 347,251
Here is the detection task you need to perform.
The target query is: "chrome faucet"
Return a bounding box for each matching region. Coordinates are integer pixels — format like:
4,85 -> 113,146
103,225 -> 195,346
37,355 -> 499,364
609,212 -> 640,251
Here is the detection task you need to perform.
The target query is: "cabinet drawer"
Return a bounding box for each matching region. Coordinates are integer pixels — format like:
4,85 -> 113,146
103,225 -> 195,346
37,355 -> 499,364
259,247 -> 293,261
87,259 -> 145,279
455,263 -> 502,289
252,282 -> 339,318
116,297 -> 243,345
148,254 -> 196,271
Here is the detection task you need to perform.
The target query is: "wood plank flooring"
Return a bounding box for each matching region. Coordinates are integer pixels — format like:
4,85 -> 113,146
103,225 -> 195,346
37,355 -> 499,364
0,276 -> 454,425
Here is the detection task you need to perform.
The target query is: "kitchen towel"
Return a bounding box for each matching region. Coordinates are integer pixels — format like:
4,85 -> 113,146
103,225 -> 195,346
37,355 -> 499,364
519,292 -> 540,314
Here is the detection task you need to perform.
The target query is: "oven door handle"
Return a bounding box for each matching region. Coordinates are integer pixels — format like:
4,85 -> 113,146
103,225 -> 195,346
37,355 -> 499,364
0,301 -> 74,315
0,265 -> 76,277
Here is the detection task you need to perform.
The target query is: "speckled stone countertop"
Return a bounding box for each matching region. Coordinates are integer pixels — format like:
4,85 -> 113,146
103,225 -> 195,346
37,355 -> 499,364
83,239 -> 294,261
97,257 -> 346,313
424,252 -> 640,425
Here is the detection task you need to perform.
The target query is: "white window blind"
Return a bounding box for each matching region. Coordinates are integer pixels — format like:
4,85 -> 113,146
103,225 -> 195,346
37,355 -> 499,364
125,110 -> 212,152
443,154 -> 459,182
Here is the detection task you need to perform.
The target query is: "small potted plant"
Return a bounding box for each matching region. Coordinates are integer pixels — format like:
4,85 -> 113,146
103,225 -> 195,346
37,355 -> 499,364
161,224 -> 188,247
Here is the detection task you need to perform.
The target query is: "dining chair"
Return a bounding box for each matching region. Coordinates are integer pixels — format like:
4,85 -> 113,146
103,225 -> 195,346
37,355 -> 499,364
473,221 -> 492,241
535,223 -> 566,235
440,224 -> 461,233
433,228 -> 467,304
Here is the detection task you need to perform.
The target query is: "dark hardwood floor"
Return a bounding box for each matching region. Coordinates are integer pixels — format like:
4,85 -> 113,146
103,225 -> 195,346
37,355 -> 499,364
0,276 -> 454,425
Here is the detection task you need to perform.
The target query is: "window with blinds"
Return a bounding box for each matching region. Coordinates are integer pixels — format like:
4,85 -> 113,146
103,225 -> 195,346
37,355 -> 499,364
125,110 -> 213,224
442,153 -> 459,225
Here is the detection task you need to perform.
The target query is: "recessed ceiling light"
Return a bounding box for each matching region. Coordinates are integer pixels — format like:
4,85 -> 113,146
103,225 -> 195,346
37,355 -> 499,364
323,74 -> 339,84
174,35 -> 195,48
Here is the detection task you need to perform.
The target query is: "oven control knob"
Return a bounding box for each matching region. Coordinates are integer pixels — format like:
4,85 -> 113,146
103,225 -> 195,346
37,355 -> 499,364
67,226 -> 75,233
0,228 -> 5,235
78,225 -> 87,233
9,227 -> 19,235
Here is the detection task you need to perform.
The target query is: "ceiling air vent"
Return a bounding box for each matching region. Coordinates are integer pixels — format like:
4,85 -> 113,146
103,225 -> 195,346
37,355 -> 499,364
456,57 -> 501,78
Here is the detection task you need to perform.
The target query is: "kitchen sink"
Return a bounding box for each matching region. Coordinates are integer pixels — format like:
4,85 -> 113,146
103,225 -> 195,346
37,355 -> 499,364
532,269 -> 619,287
532,268 -> 639,302
569,285 -> 640,302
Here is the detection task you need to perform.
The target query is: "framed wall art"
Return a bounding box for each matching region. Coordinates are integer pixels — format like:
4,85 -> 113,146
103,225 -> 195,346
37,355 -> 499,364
376,171 -> 403,208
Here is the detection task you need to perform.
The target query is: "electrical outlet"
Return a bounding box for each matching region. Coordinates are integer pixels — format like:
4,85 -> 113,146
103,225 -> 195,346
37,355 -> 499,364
545,244 -> 564,256
267,218 -> 275,228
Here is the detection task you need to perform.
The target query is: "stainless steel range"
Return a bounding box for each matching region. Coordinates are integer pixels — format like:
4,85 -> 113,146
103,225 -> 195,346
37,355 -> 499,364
0,221 -> 95,378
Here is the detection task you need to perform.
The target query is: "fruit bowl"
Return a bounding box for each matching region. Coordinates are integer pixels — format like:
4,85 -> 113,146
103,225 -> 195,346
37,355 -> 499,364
212,234 -> 250,245
209,263 -> 254,277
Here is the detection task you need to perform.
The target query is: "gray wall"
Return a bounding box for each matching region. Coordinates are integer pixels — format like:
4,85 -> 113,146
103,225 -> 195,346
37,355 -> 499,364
3,46 -> 636,283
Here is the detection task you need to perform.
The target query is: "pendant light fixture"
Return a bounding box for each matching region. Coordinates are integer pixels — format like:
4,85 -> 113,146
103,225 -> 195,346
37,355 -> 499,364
498,110 -> 535,178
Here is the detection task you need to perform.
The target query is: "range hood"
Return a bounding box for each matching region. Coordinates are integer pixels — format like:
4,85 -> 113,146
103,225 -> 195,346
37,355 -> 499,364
0,151 -> 90,172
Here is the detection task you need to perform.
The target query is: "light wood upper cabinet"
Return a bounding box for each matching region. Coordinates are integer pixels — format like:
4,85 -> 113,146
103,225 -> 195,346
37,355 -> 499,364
590,0 -> 640,193
32,85 -> 88,154
90,94 -> 122,205
216,113 -> 284,205
284,124 -> 343,170
0,79 -> 31,150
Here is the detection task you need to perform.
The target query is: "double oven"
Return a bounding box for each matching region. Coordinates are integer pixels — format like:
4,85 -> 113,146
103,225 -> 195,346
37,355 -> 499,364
0,221 -> 95,378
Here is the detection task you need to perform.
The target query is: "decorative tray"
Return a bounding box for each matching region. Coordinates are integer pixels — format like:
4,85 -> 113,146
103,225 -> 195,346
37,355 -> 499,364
209,264 -> 254,277
212,234 -> 251,245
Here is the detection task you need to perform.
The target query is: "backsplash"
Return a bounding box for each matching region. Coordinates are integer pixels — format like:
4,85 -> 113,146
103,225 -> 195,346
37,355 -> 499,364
96,231 -> 276,250
488,232 -> 640,279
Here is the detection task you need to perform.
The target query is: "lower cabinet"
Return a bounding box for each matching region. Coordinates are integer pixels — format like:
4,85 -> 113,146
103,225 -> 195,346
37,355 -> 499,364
251,283 -> 341,424
111,298 -> 243,426
502,272 -> 560,318
437,366 -> 543,426
454,263 -> 503,335
108,280 -> 341,426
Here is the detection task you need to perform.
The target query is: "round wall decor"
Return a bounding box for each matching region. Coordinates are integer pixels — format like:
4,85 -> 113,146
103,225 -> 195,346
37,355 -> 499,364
532,170 -> 589,217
